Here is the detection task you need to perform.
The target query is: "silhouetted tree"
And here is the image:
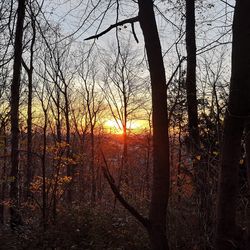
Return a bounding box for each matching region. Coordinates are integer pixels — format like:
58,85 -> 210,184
216,1 -> 250,249
86,1 -> 171,248
22,2 -> 37,200
9,0 -> 26,229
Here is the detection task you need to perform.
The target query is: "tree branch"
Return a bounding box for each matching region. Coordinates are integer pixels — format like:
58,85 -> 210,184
101,151 -> 150,229
85,16 -> 139,41
166,56 -> 186,89
219,0 -> 234,8
131,22 -> 139,43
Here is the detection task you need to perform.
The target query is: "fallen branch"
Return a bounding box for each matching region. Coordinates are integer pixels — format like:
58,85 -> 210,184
101,151 -> 150,229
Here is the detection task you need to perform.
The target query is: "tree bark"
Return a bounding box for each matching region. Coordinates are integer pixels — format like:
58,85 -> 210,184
9,0 -> 26,228
216,0 -> 250,249
185,0 -> 199,148
138,1 -> 170,249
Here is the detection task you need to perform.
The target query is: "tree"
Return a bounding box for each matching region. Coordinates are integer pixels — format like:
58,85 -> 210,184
9,0 -> 26,229
185,0 -> 207,247
78,55 -> 104,204
102,41 -> 145,186
22,1 -> 37,199
138,1 -> 170,249
185,0 -> 199,169
0,114 -> 8,224
86,0 -> 170,248
41,33 -> 75,204
35,64 -> 53,231
216,1 -> 250,249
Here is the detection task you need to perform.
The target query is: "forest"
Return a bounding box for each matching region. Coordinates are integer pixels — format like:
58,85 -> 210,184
0,0 -> 248,249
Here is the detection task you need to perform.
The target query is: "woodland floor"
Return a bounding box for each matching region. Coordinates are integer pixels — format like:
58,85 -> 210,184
0,204 -> 150,250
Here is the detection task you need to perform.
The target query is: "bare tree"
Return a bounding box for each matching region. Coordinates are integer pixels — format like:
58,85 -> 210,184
102,41 -> 145,186
86,0 -> 171,248
78,55 -> 104,204
22,1 -> 37,200
9,0 -> 26,229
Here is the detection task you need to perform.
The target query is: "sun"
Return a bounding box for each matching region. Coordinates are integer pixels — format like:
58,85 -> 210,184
104,119 -> 146,134
105,119 -> 123,134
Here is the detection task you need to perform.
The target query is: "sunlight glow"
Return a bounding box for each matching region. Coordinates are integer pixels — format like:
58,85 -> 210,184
104,119 -> 146,134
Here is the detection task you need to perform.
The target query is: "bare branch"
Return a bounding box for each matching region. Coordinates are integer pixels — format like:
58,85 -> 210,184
85,16 -> 139,41
166,56 -> 186,89
219,0 -> 234,8
101,151 -> 150,229
131,22 -> 139,43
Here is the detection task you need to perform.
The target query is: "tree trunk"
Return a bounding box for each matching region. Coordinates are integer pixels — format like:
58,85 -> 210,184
25,61 -> 33,199
64,88 -> 72,204
121,123 -> 128,184
42,110 -> 48,231
9,0 -> 26,229
138,1 -> 170,249
216,114 -> 243,250
52,89 -> 61,223
216,0 -> 250,249
185,1 -> 208,247
90,126 -> 96,204
185,0 -> 199,149
122,93 -> 129,185
245,124 -> 250,249
56,87 -> 62,143
0,124 -> 7,224
23,11 -> 36,200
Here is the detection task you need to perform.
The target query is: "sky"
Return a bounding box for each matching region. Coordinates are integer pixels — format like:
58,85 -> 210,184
33,0 -> 235,132
41,0 -> 235,59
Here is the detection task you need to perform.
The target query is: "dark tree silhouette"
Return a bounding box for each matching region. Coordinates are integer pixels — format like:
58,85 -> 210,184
185,0 -> 199,160
138,1 -> 170,249
86,0 -> 170,249
185,1 -> 208,247
22,3 -> 36,200
9,0 -> 26,228
216,0 -> 250,249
